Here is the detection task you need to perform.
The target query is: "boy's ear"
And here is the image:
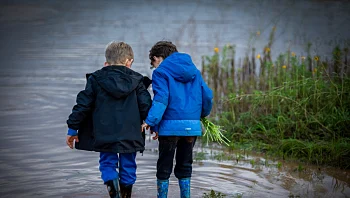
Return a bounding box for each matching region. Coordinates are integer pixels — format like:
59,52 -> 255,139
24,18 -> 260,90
104,62 -> 110,66
125,59 -> 133,68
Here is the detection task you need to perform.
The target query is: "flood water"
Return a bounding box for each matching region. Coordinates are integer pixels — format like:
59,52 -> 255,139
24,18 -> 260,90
0,0 -> 349,197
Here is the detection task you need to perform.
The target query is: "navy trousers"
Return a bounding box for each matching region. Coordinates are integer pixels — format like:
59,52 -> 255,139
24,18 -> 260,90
156,136 -> 197,180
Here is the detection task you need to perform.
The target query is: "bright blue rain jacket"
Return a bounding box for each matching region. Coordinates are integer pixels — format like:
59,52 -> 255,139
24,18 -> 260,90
145,52 -> 213,136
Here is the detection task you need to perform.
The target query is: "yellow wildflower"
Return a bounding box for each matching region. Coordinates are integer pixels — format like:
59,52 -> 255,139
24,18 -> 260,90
282,65 -> 287,69
301,56 -> 306,60
291,52 -> 296,57
265,47 -> 270,53
313,68 -> 317,73
314,56 -> 319,61
214,47 -> 219,53
256,54 -> 261,59
256,31 -> 260,36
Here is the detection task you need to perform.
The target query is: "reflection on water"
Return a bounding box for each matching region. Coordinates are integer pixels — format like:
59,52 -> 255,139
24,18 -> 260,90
0,0 -> 349,197
192,142 -> 350,198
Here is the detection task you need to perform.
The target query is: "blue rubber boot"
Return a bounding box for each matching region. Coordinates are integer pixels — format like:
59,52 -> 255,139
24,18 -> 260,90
179,178 -> 190,198
157,179 -> 169,198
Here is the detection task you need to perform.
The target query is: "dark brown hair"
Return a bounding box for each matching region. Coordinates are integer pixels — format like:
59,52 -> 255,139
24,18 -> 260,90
149,41 -> 178,63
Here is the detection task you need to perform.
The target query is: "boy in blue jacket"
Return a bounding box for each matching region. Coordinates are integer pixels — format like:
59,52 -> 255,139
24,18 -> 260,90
66,41 -> 152,198
142,41 -> 213,198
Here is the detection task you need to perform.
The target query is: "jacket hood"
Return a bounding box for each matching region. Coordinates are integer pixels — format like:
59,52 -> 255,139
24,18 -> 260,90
92,66 -> 142,98
159,52 -> 198,83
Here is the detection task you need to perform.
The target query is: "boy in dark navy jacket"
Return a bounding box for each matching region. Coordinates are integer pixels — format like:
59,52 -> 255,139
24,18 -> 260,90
142,41 -> 213,198
66,41 -> 152,198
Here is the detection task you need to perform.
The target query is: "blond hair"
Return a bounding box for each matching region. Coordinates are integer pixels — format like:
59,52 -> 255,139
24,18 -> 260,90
105,41 -> 134,65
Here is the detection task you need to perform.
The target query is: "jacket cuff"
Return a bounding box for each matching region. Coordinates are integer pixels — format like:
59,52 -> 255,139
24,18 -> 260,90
67,128 -> 78,136
150,125 -> 159,132
145,100 -> 167,126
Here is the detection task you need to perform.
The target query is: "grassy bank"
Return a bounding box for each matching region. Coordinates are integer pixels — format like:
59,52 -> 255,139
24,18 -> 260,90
201,27 -> 350,168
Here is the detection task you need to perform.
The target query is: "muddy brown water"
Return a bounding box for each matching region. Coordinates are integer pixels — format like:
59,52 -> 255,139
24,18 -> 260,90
0,0 -> 349,197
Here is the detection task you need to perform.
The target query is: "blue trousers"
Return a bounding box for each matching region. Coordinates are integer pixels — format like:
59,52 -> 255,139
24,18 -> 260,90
99,152 -> 137,185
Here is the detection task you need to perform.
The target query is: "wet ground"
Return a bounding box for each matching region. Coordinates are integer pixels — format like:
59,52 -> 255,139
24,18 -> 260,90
0,0 -> 350,197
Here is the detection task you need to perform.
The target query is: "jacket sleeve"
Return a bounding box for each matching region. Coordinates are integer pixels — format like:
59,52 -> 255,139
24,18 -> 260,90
136,80 -> 152,121
67,76 -> 96,131
143,76 -> 152,89
145,69 -> 169,126
201,77 -> 213,118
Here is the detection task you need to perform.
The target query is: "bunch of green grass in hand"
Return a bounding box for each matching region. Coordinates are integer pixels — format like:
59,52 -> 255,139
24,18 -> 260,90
201,118 -> 230,146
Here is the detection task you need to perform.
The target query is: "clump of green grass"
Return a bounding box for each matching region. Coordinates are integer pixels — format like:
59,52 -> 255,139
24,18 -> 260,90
203,190 -> 226,198
250,159 -> 256,167
276,161 -> 282,168
279,139 -> 350,167
201,118 -> 231,146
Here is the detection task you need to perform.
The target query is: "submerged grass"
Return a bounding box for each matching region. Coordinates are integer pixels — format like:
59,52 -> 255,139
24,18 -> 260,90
203,190 -> 227,198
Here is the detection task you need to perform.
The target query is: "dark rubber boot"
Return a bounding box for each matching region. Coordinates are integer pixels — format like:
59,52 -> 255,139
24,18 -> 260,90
120,184 -> 133,198
105,179 -> 120,198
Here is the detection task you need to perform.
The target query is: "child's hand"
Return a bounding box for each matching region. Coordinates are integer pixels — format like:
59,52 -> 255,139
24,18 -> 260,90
141,123 -> 150,132
151,131 -> 158,140
66,135 -> 79,149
